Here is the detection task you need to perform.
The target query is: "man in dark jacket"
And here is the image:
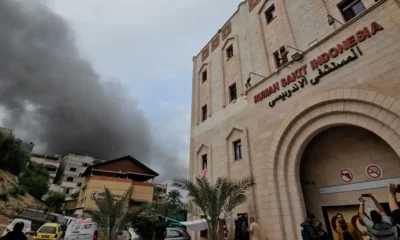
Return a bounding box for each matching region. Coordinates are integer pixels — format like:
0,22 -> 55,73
301,213 -> 323,240
0,222 -> 27,240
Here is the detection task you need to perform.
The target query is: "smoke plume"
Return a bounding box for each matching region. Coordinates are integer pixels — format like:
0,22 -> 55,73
0,0 -> 187,182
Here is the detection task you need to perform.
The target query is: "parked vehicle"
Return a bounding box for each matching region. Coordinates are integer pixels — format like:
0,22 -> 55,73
1,218 -> 32,237
64,218 -> 131,240
33,222 -> 63,240
64,216 -> 77,226
16,208 -> 67,234
166,228 -> 191,240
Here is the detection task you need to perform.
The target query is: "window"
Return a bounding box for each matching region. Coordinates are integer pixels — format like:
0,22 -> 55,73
273,46 -> 288,69
338,0 -> 366,22
202,70 -> 207,83
229,83 -> 237,102
265,4 -> 276,24
70,167 -> 77,172
226,45 -> 234,59
66,188 -> 72,194
168,230 -> 183,238
66,177 -> 74,182
233,140 -> 242,160
200,215 -> 208,238
77,182 -> 82,187
202,105 -> 207,122
201,155 -> 207,170
82,163 -> 88,167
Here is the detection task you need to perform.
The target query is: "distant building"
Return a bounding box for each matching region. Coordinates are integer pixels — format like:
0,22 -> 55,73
30,153 -> 62,184
153,184 -> 167,203
75,155 -> 158,216
59,154 -> 94,195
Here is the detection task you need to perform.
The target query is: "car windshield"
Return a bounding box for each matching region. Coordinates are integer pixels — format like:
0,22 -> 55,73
39,226 -> 57,234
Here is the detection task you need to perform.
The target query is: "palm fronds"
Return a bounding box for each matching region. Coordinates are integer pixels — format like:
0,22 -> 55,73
172,175 -> 255,240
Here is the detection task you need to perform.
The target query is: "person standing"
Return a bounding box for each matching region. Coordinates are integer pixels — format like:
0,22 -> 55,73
314,220 -> 328,240
0,222 -> 27,240
301,213 -> 323,240
389,183 -> 400,227
335,213 -> 363,240
358,194 -> 396,240
249,217 -> 260,240
235,220 -> 242,240
153,216 -> 167,240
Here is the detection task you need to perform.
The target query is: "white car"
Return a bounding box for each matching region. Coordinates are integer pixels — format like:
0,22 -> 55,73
1,218 -> 32,237
64,218 -> 131,240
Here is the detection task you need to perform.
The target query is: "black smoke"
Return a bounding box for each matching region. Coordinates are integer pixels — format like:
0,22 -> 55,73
0,0 -> 187,182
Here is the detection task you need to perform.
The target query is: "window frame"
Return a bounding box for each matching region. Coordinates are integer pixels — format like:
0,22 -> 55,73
265,4 -> 277,24
66,177 -> 74,182
226,45 -> 234,60
233,139 -> 242,160
273,46 -> 288,69
229,83 -> 237,103
201,105 -> 208,122
70,167 -> 77,172
202,69 -> 207,83
338,0 -> 366,22
201,154 -> 207,170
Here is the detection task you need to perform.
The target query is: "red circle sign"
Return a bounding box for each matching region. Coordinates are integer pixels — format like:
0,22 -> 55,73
340,169 -> 353,183
366,164 -> 382,179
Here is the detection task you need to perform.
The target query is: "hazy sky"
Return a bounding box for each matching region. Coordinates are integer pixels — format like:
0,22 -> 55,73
0,0 -> 243,183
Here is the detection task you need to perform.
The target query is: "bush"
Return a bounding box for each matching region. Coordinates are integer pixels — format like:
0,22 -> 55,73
19,162 -> 49,200
130,211 -> 158,240
8,186 -> 27,197
0,134 -> 29,175
44,191 -> 66,210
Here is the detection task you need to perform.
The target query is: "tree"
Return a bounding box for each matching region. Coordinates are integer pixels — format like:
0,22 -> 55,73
0,133 -> 29,175
19,162 -> 50,199
87,187 -> 141,240
44,191 -> 66,210
167,189 -> 182,205
130,208 -> 158,240
172,176 -> 256,240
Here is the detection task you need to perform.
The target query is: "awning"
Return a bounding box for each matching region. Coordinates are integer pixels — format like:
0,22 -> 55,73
180,219 -> 208,231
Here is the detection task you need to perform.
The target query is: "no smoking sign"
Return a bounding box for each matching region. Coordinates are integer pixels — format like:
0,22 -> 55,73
365,164 -> 383,179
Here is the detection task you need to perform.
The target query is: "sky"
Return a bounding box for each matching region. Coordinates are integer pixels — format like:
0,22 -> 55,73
0,0 -> 243,184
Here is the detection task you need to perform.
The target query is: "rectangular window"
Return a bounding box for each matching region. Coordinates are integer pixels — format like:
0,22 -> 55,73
70,167 -> 77,172
202,105 -> 207,122
265,4 -> 276,24
202,70 -> 207,83
229,83 -> 237,102
200,215 -> 208,238
82,163 -> 88,167
201,155 -> 207,170
233,140 -> 242,160
77,182 -> 82,187
338,0 -> 366,22
273,46 -> 288,69
226,45 -> 234,59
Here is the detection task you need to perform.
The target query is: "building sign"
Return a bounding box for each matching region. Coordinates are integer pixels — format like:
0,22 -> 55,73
340,169 -> 353,183
254,22 -> 384,106
365,164 -> 382,179
91,191 -> 123,201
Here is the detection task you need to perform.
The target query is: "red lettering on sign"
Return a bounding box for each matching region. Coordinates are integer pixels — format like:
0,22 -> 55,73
371,22 -> 384,35
310,59 -> 319,70
281,78 -> 288,87
346,35 -> 358,48
329,48 -> 339,58
355,30 -> 367,42
336,41 -> 349,54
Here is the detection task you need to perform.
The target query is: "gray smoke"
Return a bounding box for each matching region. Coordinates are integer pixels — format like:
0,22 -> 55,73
0,0 -> 187,182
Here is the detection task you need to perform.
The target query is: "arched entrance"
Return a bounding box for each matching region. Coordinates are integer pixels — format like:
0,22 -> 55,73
266,89 -> 400,240
300,126 -> 400,239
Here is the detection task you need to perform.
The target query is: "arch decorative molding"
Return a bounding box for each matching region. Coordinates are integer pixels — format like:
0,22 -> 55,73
221,37 -> 235,50
198,63 -> 209,74
195,142 -> 211,155
266,88 -> 400,240
225,126 -> 244,139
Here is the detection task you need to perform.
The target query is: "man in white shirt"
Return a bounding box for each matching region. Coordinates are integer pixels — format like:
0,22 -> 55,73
249,217 -> 260,240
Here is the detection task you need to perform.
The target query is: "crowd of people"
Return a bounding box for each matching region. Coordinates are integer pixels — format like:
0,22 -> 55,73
301,183 -> 400,240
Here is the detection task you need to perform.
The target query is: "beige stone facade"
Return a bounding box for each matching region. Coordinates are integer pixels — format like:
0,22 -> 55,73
189,0 -> 400,240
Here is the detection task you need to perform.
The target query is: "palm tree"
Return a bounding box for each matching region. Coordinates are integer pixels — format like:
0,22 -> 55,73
87,186 -> 144,240
172,176 -> 255,240
167,189 -> 182,205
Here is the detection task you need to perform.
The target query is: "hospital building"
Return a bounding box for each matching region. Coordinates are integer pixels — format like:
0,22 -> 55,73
189,0 -> 400,239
